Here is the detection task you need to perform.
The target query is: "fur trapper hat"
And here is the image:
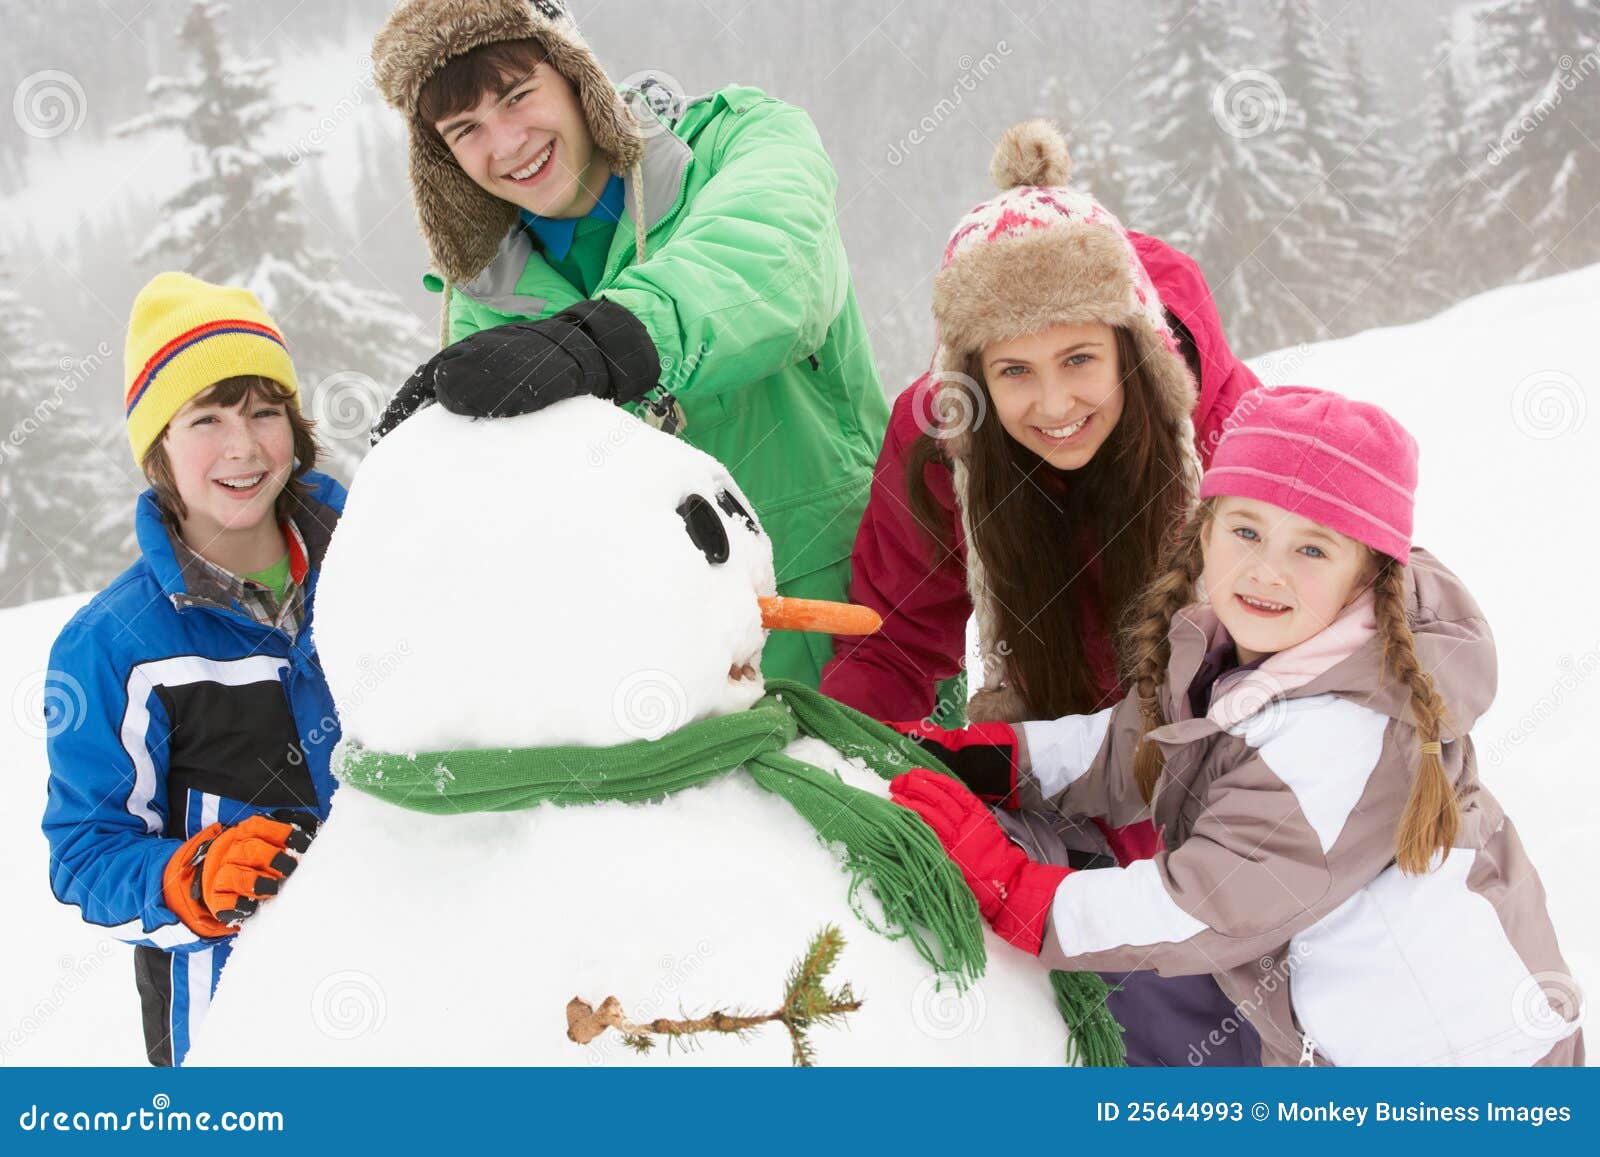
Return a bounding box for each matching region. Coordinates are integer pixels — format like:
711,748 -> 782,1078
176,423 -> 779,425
372,0 -> 645,286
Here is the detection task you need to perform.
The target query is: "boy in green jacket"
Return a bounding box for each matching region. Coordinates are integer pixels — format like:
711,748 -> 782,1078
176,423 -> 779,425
370,0 -> 889,686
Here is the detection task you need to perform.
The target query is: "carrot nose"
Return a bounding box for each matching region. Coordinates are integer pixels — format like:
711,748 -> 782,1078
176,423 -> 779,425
757,596 -> 881,636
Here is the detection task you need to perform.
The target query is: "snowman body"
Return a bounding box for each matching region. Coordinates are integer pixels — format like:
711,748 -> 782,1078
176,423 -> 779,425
191,400 -> 1065,1065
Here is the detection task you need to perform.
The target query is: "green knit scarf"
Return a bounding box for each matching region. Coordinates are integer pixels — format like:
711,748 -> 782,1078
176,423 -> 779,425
333,678 -> 1125,1065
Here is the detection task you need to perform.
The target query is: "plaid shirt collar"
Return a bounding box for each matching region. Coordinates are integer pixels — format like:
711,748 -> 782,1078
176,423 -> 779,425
167,519 -> 309,635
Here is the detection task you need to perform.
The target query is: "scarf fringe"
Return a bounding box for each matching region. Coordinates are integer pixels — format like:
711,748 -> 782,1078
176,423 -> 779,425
1050,969 -> 1127,1067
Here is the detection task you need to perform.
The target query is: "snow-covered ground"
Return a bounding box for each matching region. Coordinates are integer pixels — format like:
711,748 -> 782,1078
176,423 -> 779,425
0,591 -> 142,1064
2,266 -> 1596,1065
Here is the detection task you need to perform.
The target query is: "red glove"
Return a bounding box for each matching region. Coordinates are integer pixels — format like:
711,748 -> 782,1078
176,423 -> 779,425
882,719 -> 1022,808
1092,816 -> 1164,866
162,811 -> 318,937
889,767 -> 1070,955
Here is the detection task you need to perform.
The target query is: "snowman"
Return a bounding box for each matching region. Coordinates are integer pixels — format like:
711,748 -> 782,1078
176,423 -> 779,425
190,398 -> 1087,1065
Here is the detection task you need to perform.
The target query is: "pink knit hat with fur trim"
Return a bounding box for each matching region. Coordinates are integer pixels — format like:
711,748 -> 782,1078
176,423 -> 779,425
1199,386 -> 1419,564
928,120 -> 1197,464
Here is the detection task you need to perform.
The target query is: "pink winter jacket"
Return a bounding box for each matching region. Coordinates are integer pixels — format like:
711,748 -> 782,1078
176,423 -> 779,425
819,232 -> 1260,723
1019,550 -> 1584,1067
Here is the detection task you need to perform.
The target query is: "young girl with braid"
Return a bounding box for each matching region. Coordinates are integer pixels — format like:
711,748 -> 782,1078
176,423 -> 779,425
828,119 -> 1263,1065
891,387 -> 1584,1066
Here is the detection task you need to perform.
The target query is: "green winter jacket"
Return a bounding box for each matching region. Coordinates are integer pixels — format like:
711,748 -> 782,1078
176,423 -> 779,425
428,85 -> 890,598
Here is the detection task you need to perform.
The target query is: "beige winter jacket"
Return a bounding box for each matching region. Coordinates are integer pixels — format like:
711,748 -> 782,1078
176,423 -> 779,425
1017,550 -> 1584,1066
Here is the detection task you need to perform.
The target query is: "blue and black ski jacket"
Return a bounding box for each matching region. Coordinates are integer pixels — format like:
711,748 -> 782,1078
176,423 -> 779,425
42,471 -> 346,1065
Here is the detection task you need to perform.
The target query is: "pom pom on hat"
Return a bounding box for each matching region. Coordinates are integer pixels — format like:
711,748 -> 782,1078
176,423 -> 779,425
989,119 -> 1073,190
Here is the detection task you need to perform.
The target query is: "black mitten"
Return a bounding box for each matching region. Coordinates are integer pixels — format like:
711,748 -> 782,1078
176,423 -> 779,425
433,300 -> 660,419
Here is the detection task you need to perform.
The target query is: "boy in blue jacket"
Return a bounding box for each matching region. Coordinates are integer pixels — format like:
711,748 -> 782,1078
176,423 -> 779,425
43,273 -> 346,1066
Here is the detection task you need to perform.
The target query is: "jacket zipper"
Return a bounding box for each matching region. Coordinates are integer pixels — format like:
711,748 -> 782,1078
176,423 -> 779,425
171,593 -> 321,683
171,594 -> 293,642
1298,1034 -> 1317,1066
602,175 -> 691,286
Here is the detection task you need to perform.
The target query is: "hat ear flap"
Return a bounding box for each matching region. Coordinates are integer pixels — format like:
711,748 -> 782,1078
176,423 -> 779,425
408,128 -> 518,286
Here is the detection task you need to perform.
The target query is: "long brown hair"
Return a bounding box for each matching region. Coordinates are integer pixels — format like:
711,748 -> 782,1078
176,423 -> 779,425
141,375 -> 322,529
1123,501 -> 1458,875
907,326 -> 1194,718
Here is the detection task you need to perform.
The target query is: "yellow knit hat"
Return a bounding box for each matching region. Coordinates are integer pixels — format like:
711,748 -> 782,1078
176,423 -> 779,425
123,272 -> 300,462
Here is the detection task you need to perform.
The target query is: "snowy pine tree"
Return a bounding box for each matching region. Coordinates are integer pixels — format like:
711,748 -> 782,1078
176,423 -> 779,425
1403,39 -> 1485,312
1463,0 -> 1600,284
113,0 -> 429,480
348,119 -> 429,315
1267,0 -> 1369,329
1331,31 -> 1413,329
1126,0 -> 1327,354
0,268 -> 118,606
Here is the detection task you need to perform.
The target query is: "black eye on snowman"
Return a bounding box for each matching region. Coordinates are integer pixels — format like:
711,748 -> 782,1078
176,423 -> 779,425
677,493 -> 730,565
715,488 -> 760,535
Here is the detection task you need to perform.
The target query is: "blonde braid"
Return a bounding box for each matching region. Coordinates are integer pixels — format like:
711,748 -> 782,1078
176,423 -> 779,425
1372,557 -> 1459,874
1122,504 -> 1211,803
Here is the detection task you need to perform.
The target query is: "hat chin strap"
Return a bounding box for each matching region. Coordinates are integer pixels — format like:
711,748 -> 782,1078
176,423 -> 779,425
629,158 -> 647,266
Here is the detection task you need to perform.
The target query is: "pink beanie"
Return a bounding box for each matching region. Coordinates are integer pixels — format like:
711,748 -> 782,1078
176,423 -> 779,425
1199,386 -> 1419,564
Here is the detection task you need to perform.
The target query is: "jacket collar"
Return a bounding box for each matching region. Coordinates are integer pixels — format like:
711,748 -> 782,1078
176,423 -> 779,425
519,171 -> 626,261
135,471 -> 342,606
622,107 -> 693,235
1202,590 -> 1378,730
1155,590 -> 1383,743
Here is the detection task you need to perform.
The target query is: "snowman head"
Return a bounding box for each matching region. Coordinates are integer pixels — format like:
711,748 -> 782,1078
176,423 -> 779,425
314,397 -> 829,752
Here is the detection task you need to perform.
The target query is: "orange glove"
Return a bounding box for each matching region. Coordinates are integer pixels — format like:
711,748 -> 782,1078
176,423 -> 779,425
161,811 -> 318,937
